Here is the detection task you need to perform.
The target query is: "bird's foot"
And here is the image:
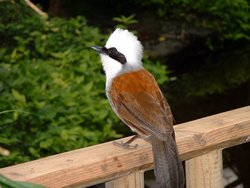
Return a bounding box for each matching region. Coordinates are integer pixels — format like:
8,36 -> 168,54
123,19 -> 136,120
113,140 -> 138,149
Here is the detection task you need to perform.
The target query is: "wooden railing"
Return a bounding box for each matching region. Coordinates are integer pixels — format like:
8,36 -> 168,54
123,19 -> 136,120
0,106 -> 250,188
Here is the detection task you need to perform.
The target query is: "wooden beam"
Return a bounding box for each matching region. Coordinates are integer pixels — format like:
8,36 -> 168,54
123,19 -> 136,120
0,106 -> 250,187
105,171 -> 144,188
186,149 -> 223,188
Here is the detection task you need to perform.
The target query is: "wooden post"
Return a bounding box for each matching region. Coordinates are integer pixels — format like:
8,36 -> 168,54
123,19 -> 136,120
105,171 -> 144,188
186,149 -> 223,188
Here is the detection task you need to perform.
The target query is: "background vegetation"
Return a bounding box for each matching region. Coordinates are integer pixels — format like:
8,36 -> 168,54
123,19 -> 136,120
0,0 -> 250,187
136,0 -> 250,40
0,0 -> 168,167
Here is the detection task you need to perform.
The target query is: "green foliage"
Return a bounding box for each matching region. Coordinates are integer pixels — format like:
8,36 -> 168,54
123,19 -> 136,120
176,45 -> 250,96
0,174 -> 45,188
113,14 -> 138,29
0,1 -> 169,167
134,0 -> 250,41
0,1 -> 120,167
144,59 -> 169,85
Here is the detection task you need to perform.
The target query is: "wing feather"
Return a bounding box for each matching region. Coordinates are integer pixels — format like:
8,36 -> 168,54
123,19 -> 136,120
108,69 -> 174,141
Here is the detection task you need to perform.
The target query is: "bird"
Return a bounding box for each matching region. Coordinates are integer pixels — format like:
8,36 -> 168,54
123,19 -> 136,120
91,28 -> 185,188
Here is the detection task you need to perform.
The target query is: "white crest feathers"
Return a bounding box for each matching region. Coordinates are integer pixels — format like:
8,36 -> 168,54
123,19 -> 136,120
100,28 -> 144,84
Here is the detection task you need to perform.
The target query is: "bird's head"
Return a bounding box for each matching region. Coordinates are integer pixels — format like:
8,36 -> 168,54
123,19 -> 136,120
91,28 -> 143,81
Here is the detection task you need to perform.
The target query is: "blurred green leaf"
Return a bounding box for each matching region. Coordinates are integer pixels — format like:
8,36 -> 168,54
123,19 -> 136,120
0,174 -> 45,188
113,14 -> 138,29
11,89 -> 26,104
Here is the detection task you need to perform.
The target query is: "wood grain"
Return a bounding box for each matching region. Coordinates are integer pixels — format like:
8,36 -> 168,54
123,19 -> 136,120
0,106 -> 249,187
105,171 -> 144,188
186,149 -> 223,188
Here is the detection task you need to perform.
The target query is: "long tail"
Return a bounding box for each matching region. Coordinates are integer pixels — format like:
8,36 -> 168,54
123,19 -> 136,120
151,136 -> 185,188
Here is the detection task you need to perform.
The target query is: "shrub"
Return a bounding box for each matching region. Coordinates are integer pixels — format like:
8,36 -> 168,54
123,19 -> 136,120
0,1 -> 169,167
0,1 -> 119,167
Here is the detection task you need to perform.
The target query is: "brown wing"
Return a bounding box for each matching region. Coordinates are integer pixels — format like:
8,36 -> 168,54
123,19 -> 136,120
108,69 -> 174,141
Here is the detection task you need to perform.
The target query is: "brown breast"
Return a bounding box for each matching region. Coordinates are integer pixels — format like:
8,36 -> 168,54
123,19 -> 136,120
108,69 -> 174,140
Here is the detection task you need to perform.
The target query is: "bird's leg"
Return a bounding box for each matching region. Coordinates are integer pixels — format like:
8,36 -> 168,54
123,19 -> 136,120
113,135 -> 139,149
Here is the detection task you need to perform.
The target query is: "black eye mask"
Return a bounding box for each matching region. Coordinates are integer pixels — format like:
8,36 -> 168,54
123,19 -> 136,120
104,47 -> 127,64
91,46 -> 127,64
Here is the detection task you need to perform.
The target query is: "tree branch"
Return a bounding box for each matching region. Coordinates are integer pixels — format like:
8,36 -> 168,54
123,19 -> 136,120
24,0 -> 48,17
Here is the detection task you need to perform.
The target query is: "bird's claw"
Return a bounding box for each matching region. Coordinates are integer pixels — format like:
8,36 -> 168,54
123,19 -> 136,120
113,140 -> 138,149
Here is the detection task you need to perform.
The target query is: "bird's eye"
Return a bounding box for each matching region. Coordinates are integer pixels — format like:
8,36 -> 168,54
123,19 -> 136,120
107,47 -> 127,64
109,48 -> 116,53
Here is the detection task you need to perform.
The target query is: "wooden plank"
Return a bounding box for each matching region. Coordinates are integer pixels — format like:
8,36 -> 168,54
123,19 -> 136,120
186,149 -> 223,188
0,106 -> 249,187
105,171 -> 144,188
175,106 -> 250,160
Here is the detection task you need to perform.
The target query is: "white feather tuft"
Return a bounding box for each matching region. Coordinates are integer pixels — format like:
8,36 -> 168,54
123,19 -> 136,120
105,28 -> 143,65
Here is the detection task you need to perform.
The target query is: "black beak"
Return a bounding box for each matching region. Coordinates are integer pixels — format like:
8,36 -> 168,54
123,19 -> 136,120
91,46 -> 105,54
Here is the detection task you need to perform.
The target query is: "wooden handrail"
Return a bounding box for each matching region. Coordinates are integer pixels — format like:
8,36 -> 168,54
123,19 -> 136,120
0,106 -> 250,187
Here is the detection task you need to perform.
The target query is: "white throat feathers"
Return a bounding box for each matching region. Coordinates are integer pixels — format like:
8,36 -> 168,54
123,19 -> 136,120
99,29 -> 144,87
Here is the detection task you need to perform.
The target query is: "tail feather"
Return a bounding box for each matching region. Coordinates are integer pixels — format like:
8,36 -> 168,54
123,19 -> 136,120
151,136 -> 185,188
